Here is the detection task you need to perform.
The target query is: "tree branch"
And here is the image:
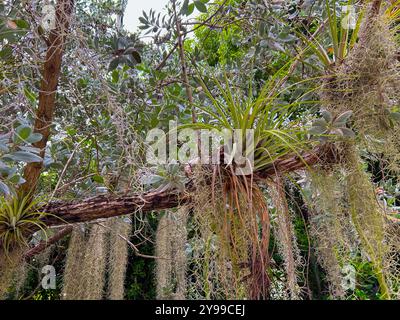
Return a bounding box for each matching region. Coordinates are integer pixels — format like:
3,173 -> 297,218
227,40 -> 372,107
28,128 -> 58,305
38,145 -> 335,228
23,226 -> 73,260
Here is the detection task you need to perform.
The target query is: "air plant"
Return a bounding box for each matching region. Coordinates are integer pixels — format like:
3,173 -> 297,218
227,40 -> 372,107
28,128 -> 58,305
298,0 -> 365,68
0,194 -> 47,255
309,110 -> 355,141
180,73 -> 308,174
142,163 -> 187,192
177,70 -> 312,299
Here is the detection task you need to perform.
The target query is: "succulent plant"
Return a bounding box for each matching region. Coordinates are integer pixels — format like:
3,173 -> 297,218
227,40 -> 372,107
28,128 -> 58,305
309,110 -> 355,141
142,162 -> 187,192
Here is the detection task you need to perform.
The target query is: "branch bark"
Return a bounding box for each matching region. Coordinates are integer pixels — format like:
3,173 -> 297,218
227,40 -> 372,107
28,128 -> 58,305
20,0 -> 74,195
42,188 -> 190,227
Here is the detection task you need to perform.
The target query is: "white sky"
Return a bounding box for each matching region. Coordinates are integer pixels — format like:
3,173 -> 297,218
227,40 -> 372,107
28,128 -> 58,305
124,0 -> 169,33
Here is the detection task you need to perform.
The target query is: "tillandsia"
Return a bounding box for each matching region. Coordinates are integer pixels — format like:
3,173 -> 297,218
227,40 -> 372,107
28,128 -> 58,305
0,0 -> 399,301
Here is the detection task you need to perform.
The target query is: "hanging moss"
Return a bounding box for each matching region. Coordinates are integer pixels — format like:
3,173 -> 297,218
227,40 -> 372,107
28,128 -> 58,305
267,176 -> 302,299
321,6 -> 400,167
0,248 -> 24,299
107,217 -> 131,300
344,144 -> 391,299
79,224 -> 107,300
61,227 -> 86,300
314,2 -> 399,299
306,168 -> 351,298
155,206 -> 188,300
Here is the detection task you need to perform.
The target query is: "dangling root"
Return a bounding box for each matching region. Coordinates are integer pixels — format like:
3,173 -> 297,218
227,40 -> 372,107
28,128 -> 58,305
190,166 -> 271,299
189,166 -> 244,299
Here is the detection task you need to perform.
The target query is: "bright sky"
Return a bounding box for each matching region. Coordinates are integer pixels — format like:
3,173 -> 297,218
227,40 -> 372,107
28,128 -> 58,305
124,0 -> 169,33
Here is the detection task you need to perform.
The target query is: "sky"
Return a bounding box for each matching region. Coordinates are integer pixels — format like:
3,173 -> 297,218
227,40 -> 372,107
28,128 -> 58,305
124,0 -> 169,33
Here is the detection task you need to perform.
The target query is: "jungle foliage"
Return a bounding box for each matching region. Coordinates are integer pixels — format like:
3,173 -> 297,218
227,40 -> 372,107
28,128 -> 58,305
0,0 -> 399,300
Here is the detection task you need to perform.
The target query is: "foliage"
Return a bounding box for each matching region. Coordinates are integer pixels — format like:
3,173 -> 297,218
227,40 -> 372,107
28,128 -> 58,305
0,194 -> 47,254
180,73 -> 309,173
0,122 -> 43,196
0,0 -> 399,301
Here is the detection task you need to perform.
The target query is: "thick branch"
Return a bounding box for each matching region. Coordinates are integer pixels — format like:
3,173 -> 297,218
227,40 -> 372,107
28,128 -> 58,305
42,188 -> 190,227
40,146 -> 334,227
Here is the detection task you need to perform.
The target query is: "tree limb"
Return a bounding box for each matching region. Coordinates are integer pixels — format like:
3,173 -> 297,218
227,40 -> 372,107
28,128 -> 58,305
23,226 -> 73,260
39,145 -> 335,228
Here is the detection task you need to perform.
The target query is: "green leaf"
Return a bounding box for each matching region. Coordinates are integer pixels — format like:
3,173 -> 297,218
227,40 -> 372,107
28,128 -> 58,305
66,127 -> 77,136
309,126 -> 327,135
18,146 -> 41,154
26,133 -> 42,144
15,19 -> 29,29
0,180 -> 10,196
24,87 -> 37,104
321,110 -> 332,123
143,175 -> 164,186
334,111 -> 353,126
389,112 -> 400,122
194,0 -> 207,13
9,151 -> 43,163
0,163 -> 13,177
8,174 -> 25,184
338,127 -> 355,138
0,46 -> 13,60
124,47 -> 141,63
92,175 -> 104,183
0,142 -> 9,153
312,119 -> 328,128
181,0 -> 189,15
139,17 -> 148,25
13,125 -> 32,143
187,3 -> 195,15
111,69 -> 119,83
108,57 -> 121,71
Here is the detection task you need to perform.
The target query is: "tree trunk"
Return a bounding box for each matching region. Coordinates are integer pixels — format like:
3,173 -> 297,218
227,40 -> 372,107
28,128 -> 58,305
20,0 -> 74,195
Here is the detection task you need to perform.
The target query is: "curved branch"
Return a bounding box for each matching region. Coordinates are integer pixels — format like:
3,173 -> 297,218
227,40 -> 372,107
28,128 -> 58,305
39,146 -> 335,227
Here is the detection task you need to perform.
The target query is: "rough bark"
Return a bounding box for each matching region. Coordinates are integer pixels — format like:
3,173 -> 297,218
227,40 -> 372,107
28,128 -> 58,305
20,0 -> 74,194
38,146 -> 334,228
42,188 -> 190,227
